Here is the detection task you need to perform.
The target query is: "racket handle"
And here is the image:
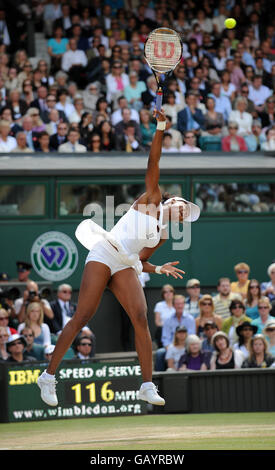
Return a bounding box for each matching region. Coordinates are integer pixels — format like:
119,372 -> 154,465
156,88 -> 163,111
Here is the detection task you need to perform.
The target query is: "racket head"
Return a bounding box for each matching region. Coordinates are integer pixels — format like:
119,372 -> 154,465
144,27 -> 183,74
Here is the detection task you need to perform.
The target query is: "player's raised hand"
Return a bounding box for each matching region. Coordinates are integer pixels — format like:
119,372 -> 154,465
153,108 -> 166,122
159,261 -> 185,279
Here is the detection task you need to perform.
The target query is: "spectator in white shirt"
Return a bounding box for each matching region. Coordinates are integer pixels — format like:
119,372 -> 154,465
261,128 -> 275,151
105,60 -> 130,104
154,284 -> 176,348
248,75 -> 272,113
180,131 -> 202,153
0,119 -> 16,152
61,38 -> 88,88
111,96 -> 140,125
229,97 -> 253,136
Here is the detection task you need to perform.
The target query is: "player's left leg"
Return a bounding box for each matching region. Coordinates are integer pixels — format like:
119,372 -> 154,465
108,267 -> 165,405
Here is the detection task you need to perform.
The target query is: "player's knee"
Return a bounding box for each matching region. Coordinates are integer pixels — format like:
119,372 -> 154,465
71,311 -> 91,330
132,307 -> 148,329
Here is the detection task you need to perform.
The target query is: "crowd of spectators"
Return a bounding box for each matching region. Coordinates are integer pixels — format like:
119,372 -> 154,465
0,1 -> 274,154
153,260 -> 275,371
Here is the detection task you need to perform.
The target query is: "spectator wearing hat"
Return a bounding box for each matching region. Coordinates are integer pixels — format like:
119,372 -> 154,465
0,326 -> 9,360
153,284 -> 175,348
165,326 -> 188,371
21,326 -> 45,361
196,295 -> 222,338
16,261 -> 33,283
234,321 -> 258,359
222,299 -> 252,346
178,334 -> 211,371
263,320 -> 275,356
210,331 -> 244,370
201,321 -> 218,352
251,297 -> 273,334
184,278 -> 202,319
213,277 -> 242,321
231,262 -> 251,300
44,344 -> 55,361
261,263 -> 275,304
0,272 -> 9,282
5,334 -> 36,363
242,334 -> 275,369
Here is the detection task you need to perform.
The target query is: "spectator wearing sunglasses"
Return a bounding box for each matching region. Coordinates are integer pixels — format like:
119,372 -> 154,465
74,335 -> 95,360
263,320 -> 275,356
21,326 -> 45,361
245,280 -> 262,320
184,278 -> 202,319
201,321 -> 218,352
251,297 -> 274,334
49,284 -> 77,335
222,299 -> 252,346
5,334 -> 36,363
231,262 -> 250,300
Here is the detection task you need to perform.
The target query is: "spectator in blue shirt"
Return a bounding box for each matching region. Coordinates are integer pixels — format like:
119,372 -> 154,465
201,321 -> 218,352
261,263 -> 275,303
208,81 -> 232,123
177,92 -> 205,135
252,297 -> 273,334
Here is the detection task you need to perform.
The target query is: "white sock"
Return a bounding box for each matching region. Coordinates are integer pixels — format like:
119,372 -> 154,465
43,371 -> 55,379
141,381 -> 153,388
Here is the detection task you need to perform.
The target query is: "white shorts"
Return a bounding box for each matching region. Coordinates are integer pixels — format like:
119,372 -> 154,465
85,239 -> 133,276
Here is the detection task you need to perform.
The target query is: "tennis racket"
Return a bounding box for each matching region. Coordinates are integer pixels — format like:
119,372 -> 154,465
144,27 -> 183,111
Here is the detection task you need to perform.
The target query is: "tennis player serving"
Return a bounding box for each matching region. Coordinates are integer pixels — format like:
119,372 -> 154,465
37,108 -> 200,407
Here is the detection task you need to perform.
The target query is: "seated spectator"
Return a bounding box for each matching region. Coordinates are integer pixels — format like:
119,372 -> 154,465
95,120 -> 114,151
201,321 -> 218,353
153,284 -> 175,349
225,56 -> 246,92
94,97 -> 111,124
79,112 -> 94,145
220,70 -> 237,103
116,121 -> 143,152
5,334 -> 36,363
58,127 -> 87,153
141,75 -> 157,110
162,132 -> 179,153
50,122 -> 68,150
49,283 -> 76,335
251,297 -> 274,334
56,88 -> 75,121
30,85 -> 48,113
14,280 -> 54,324
221,122 -> 248,152
89,132 -> 102,152
263,319 -> 275,357
166,78 -> 186,109
7,88 -> 28,121
242,334 -> 275,368
1,107 -> 23,138
210,331 -> 244,369
0,326 -> 9,360
261,128 -> 275,151
37,59 -> 55,88
18,302 -> 52,348
45,109 -> 62,136
5,66 -> 20,93
165,326 -> 188,371
178,334 -> 211,371
261,263 -> 275,303
196,295 -> 222,338
222,299 -> 252,346
184,278 -> 202,319
36,131 -> 53,153
155,295 -> 196,371
244,119 -> 266,152
233,83 -> 255,115
0,308 -> 17,335
248,75 -> 272,114
0,119 -> 17,152
213,46 -> 227,72
21,326 -> 45,361
245,280 -> 262,320
61,38 -> 88,89
74,334 -> 95,360
106,60 -> 130,104
180,130 -> 202,153
139,108 -> 156,149
201,97 -> 225,137
115,106 -> 141,138
69,96 -> 85,124
124,71 -> 146,112
177,92 -> 205,135
229,97 -> 253,136
162,91 -> 184,128
213,277 -> 242,321
111,96 -> 140,126
165,115 -> 183,149
82,82 -> 102,113
231,262 -> 250,299
234,321 -> 258,359
12,132 -> 33,153
208,81 -> 232,123
44,344 -> 55,362
259,97 -> 275,130
26,108 -> 46,133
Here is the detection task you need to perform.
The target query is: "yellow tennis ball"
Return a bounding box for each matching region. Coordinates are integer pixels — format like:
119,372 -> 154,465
224,18 -> 236,29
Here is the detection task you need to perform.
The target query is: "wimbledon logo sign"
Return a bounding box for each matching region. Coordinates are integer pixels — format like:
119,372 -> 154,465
31,231 -> 78,281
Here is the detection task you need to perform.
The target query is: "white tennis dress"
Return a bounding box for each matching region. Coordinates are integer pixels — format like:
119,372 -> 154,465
76,203 -> 166,276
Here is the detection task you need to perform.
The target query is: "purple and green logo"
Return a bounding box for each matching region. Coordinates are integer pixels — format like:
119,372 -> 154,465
31,231 -> 78,281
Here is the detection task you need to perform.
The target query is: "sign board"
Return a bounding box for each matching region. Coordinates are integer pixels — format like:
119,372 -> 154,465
1,360 -> 146,423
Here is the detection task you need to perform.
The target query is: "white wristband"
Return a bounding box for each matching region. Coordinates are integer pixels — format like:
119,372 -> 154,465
155,265 -> 163,274
157,121 -> 166,131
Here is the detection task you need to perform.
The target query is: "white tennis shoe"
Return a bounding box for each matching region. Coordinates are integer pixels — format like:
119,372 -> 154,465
37,371 -> 58,406
138,382 -> 165,406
